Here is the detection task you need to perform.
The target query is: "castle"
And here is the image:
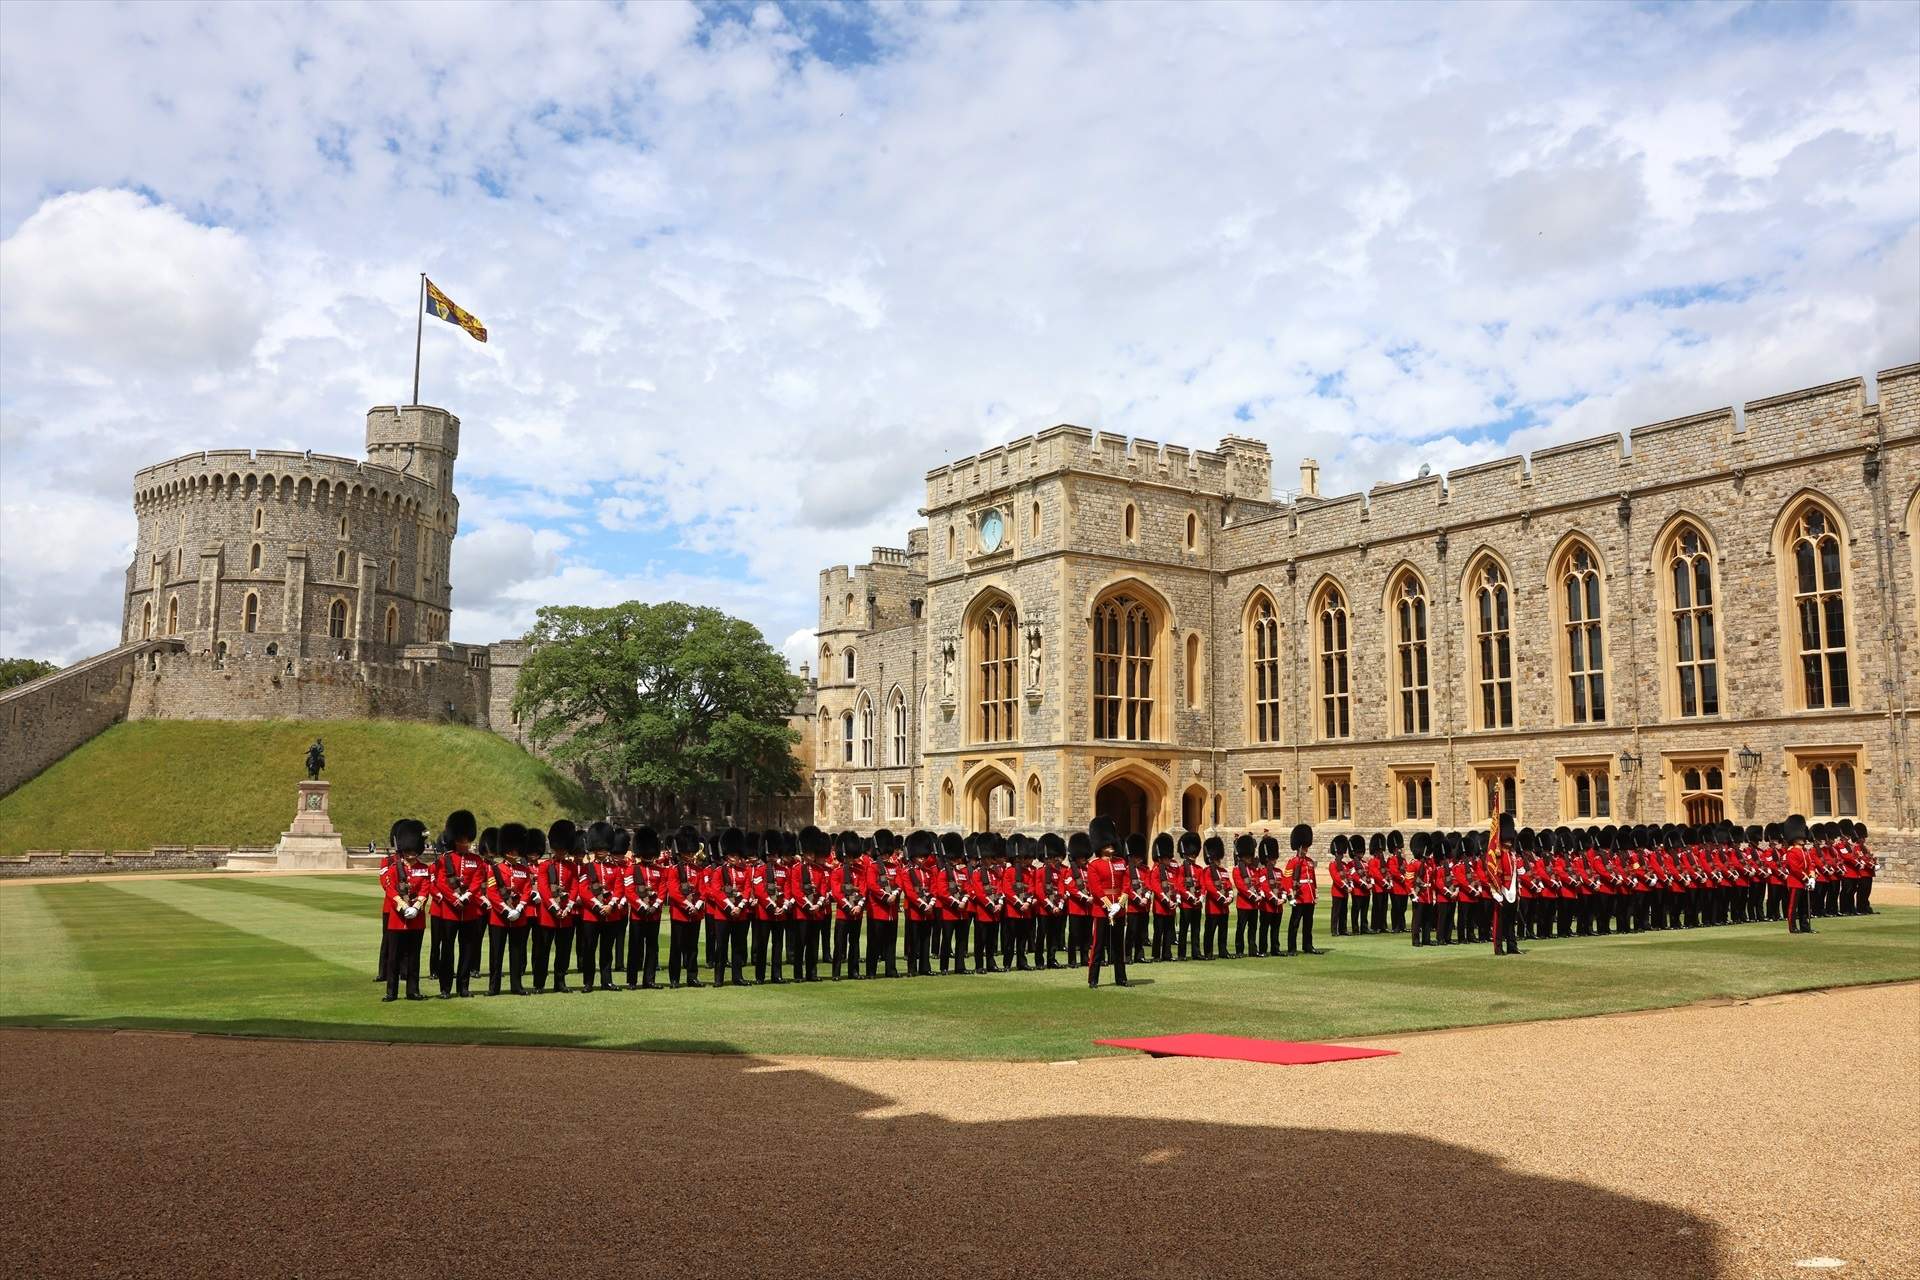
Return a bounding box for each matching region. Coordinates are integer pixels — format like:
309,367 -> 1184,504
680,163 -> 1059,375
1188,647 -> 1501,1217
813,364 -> 1920,871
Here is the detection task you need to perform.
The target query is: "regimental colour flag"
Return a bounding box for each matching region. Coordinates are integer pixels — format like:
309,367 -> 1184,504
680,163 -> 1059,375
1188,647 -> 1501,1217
424,277 -> 487,343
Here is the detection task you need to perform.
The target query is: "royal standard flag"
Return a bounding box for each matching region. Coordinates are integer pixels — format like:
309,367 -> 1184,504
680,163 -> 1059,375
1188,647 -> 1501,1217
424,277 -> 487,343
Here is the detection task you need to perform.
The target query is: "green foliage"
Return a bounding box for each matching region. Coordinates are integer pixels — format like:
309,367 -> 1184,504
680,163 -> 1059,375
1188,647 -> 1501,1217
0,657 -> 59,690
0,720 -> 592,854
511,601 -> 800,824
2,877 -> 1914,1060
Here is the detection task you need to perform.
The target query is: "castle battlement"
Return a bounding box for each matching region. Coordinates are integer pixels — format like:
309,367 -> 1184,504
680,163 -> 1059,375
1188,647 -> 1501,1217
926,424 -> 1272,510
1217,366 -> 1911,558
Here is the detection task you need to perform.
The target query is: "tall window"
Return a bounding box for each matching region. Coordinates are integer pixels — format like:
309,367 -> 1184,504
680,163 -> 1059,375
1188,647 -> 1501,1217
141,601 -> 153,638
1392,571 -> 1430,734
328,599 -> 348,640
857,695 -> 874,766
386,559 -> 398,590
1666,523 -> 1719,717
843,648 -> 856,681
841,711 -> 855,764
1558,543 -> 1606,724
1184,632 -> 1202,708
1471,558 -> 1514,729
1314,583 -> 1350,739
385,606 -> 399,645
1248,592 -> 1281,743
1395,768 -> 1434,821
890,689 -> 908,765
1785,502 -> 1850,709
1316,772 -> 1352,822
243,593 -> 259,633
1473,766 -> 1517,820
336,550 -> 348,578
249,543 -> 263,571
1563,762 -> 1611,819
1093,591 -> 1157,740
1807,760 -> 1858,817
1249,775 -> 1282,822
973,595 -> 1019,742
1185,512 -> 1198,552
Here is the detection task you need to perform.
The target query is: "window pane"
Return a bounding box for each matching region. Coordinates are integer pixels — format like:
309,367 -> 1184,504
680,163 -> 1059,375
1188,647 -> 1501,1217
1836,764 -> 1856,815
1820,538 -> 1841,590
1828,654 -> 1850,708
1796,542 -> 1816,595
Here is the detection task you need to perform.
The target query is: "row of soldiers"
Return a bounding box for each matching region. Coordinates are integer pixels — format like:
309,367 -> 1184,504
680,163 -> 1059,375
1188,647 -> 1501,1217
375,815 -> 1329,999
375,810 -> 1871,998
1382,817 -> 1875,947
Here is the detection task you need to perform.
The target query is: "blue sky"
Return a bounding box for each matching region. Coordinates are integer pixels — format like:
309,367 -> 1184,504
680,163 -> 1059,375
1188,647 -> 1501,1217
1,0 -> 1915,666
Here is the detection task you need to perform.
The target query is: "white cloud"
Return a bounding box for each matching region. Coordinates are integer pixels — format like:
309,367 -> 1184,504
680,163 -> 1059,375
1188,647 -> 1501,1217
0,1 -> 1914,665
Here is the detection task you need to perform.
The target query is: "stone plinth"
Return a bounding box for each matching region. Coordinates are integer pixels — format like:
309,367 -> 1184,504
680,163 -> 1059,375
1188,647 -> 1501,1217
270,780 -> 349,869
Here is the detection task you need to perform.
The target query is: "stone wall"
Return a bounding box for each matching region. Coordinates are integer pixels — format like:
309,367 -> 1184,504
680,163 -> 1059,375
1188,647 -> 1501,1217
816,364 -> 1920,861
0,641 -> 174,796
125,647 -> 493,726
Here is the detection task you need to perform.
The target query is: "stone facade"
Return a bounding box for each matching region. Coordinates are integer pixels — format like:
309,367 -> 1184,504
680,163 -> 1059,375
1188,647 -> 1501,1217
814,365 -> 1920,878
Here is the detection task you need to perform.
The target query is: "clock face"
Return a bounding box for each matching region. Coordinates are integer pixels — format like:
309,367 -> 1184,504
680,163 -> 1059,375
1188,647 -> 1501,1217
978,508 -> 1005,553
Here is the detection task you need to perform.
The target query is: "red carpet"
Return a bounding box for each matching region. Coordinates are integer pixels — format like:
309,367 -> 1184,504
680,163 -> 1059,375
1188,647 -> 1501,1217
1094,1033 -> 1397,1065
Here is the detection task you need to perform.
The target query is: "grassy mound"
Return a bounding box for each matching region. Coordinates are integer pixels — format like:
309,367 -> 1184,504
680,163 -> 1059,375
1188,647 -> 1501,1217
0,720 -> 593,854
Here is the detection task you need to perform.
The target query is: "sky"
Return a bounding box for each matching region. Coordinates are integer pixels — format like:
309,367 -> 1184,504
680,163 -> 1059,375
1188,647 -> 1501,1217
1,0 -> 1915,669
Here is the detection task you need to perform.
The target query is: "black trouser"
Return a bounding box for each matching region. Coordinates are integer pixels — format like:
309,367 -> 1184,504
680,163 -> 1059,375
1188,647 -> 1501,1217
770,916 -> 795,979
1235,908 -> 1259,955
668,919 -> 702,984
1203,912 -> 1227,957
1153,912 -> 1175,961
382,927 -> 424,999
575,921 -> 602,990
914,917 -> 937,974
532,923 -> 574,990
1088,913 -> 1127,986
704,918 -> 723,971
972,919 -> 1000,969
1045,914 -> 1067,965
1436,900 -> 1455,943
1001,917 -> 1029,969
625,917 -> 660,986
1390,894 -> 1408,932
430,916 -> 460,994
834,915 -> 863,978
809,919 -> 830,976
1330,897 -> 1347,936
941,918 -> 969,973
1351,893 -> 1369,933
1176,908 -> 1201,957
1288,903 -> 1316,954
1492,898 -> 1520,955
1591,895 -> 1611,935
1411,901 -> 1429,946
723,919 -> 750,983
1262,909 -> 1284,953
1126,915 -> 1147,963
750,918 -> 772,981
1788,884 -> 1812,933
901,918 -> 923,975
1371,893 -> 1389,932
1066,914 -> 1091,967
376,916 -> 389,981
487,923 -> 529,994
792,917 -> 820,981
868,917 -> 900,976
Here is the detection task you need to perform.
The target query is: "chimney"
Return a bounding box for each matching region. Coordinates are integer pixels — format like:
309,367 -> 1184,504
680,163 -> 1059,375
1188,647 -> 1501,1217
1299,458 -> 1320,499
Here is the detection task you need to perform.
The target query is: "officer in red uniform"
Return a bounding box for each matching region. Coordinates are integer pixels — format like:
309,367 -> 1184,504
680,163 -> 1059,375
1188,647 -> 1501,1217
1488,812 -> 1521,957
530,822 -> 575,993
1367,833 -> 1391,933
571,823 -> 622,993
380,819 -> 432,1002
801,828 -> 835,981
999,835 -> 1033,971
1149,834 -> 1179,962
1083,816 -> 1131,988
1038,833 -> 1068,968
1200,837 -> 1231,958
1065,834 -> 1094,967
935,836 -> 971,975
901,830 -> 938,976
1408,831 -> 1432,947
1327,835 -> 1348,936
1283,824 -> 1320,955
971,833 -> 1007,972
1386,831 -> 1411,933
1783,814 -> 1815,934
482,822 -> 534,996
712,829 -> 753,987
622,826 -> 664,989
1231,834 -> 1259,956
865,831 -> 903,978
426,808 -> 484,998
665,826 -> 706,987
831,830 -> 868,980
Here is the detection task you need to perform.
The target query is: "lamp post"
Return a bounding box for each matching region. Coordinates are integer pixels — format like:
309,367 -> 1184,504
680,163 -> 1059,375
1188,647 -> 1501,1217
1618,749 -> 1642,820
1737,745 -> 1762,819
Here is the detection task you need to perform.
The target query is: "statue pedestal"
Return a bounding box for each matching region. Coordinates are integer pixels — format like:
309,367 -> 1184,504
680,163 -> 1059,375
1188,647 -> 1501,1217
269,780 -> 349,869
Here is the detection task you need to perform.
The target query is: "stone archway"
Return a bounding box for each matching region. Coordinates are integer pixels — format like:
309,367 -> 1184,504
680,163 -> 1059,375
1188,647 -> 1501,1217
964,764 -> 1019,833
1182,784 -> 1208,833
1091,761 -> 1167,841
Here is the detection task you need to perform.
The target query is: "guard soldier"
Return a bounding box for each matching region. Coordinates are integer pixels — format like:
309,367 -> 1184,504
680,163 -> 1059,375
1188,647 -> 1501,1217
429,809 -> 484,998
1407,831 -> 1430,946
1327,835 -> 1349,935
573,823 -> 622,993
624,827 -> 664,989
999,835 -> 1032,971
1148,834 -> 1178,962
797,827 -> 833,981
1039,833 -> 1069,968
1489,812 -> 1521,957
1284,824 -> 1320,955
1200,837 -> 1230,958
484,822 -> 534,995
1258,837 -> 1286,954
532,823 -> 576,993
1367,832 -> 1391,933
1064,834 -> 1094,967
866,832 -> 903,978
1084,816 -> 1131,988
903,830 -> 939,975
1124,834 -> 1151,965
666,826 -> 707,987
831,831 -> 867,980
1231,835 -> 1260,956
1175,832 -> 1204,958
1783,814 -> 1815,934
380,818 -> 432,1001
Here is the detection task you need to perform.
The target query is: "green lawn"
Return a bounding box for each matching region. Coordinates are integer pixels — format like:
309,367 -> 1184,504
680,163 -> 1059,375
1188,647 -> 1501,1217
0,720 -> 592,855
2,875 -> 1914,1060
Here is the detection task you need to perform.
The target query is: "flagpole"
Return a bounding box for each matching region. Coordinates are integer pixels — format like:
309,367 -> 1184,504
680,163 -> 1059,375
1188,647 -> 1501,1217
411,273 -> 425,406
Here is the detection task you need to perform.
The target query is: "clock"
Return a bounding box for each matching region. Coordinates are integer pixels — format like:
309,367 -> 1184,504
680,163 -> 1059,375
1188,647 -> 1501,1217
978,508 -> 1005,554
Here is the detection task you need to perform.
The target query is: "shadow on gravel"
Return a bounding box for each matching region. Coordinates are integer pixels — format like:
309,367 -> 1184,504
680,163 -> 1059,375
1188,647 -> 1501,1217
0,1025 -> 1723,1280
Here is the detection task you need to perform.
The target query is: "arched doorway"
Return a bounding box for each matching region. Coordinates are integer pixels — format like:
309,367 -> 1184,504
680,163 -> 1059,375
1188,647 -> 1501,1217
1090,762 -> 1166,841
1182,784 -> 1207,833
964,766 -> 1018,833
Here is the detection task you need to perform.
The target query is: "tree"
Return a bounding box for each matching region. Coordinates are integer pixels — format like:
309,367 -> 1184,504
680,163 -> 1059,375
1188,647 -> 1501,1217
0,658 -> 58,690
510,602 -> 802,826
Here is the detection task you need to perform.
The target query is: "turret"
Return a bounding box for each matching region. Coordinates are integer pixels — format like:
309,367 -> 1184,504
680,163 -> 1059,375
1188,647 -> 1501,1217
365,405 -> 460,491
